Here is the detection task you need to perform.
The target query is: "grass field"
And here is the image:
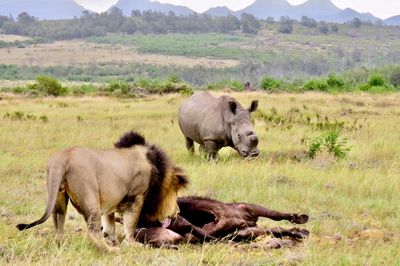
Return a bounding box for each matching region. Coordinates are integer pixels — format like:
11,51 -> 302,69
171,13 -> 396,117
2,22 -> 400,83
0,92 -> 399,264
0,40 -> 238,68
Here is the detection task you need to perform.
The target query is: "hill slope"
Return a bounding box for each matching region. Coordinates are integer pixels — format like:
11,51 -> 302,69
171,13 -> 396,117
110,0 -> 195,16
0,0 -> 86,19
204,6 -> 234,17
235,0 -> 380,22
236,0 -> 292,18
384,15 -> 400,26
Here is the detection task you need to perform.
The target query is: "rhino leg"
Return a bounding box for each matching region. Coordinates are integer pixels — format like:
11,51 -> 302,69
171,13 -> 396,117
204,141 -> 218,160
199,144 -> 205,153
185,137 -> 194,154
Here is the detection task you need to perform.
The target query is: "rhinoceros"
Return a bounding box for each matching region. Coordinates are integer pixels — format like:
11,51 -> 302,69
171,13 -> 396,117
178,92 -> 259,159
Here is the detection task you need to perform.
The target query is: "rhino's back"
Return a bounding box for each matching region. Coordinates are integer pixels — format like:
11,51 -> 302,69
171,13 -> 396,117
179,92 -> 224,143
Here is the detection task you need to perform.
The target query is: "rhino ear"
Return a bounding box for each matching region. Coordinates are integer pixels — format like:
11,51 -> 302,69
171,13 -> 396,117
228,101 -> 237,114
249,100 -> 258,113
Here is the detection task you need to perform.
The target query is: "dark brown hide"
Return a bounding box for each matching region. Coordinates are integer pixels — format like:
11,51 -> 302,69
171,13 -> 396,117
132,196 -> 309,248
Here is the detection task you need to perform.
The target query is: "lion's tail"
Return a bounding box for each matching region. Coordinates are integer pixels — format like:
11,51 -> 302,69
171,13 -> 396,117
16,155 -> 68,231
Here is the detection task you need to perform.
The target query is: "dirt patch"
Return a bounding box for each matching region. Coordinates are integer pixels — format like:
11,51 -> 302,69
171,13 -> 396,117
348,229 -> 396,244
266,150 -> 309,163
0,40 -> 240,68
0,207 -> 12,221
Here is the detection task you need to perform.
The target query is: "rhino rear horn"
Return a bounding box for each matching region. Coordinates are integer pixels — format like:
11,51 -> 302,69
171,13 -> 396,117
249,100 -> 258,113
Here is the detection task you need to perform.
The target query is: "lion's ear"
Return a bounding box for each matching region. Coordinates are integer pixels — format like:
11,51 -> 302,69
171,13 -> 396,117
173,166 -> 189,188
177,173 -> 189,188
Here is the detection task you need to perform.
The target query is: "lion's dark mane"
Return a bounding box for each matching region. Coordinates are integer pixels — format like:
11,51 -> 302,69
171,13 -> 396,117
114,131 -> 146,148
143,144 -> 169,218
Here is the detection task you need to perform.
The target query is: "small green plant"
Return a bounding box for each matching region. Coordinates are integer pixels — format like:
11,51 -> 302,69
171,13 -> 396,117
4,111 -> 26,120
308,138 -> 322,159
307,130 -> 351,159
39,115 -> 48,122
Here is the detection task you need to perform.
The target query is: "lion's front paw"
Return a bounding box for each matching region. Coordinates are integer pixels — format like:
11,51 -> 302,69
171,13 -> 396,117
121,237 -> 144,248
104,235 -> 119,247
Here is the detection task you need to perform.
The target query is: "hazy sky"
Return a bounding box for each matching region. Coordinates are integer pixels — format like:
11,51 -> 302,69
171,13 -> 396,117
75,0 -> 400,19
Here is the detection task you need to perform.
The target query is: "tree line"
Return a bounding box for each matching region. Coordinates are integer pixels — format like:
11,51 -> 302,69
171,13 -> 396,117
0,8 -> 261,40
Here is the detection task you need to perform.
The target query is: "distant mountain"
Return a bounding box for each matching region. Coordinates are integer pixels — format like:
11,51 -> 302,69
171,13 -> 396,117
234,0 -> 380,23
384,15 -> 400,26
110,0 -> 195,16
236,0 -> 292,19
204,6 -> 234,17
326,8 -> 379,23
0,0 -> 393,23
291,0 -> 341,20
0,0 -> 86,19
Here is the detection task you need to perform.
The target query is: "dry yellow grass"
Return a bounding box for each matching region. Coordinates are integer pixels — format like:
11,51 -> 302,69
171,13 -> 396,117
0,40 -> 240,68
0,92 -> 399,264
0,34 -> 32,42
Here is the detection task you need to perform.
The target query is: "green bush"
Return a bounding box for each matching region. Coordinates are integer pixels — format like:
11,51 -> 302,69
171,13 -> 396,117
72,84 -> 98,95
368,74 -> 386,87
29,76 -> 68,96
326,74 -> 345,88
167,74 -> 181,84
106,80 -> 130,94
12,86 -> 28,94
229,80 -> 244,91
303,79 -> 328,91
135,78 -> 153,89
260,76 -> 281,91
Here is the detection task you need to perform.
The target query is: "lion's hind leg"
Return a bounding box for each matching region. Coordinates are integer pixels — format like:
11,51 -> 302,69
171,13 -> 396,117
52,192 -> 69,245
75,191 -> 118,252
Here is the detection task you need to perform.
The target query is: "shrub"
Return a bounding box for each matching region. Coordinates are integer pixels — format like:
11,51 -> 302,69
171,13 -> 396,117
368,74 -> 386,87
326,74 -> 345,89
303,79 -> 328,91
318,22 -> 329,34
72,84 -> 98,95
167,74 -> 181,84
106,80 -> 130,94
301,16 -> 317,28
278,23 -> 293,34
307,130 -> 350,159
350,18 -> 362,28
12,86 -> 28,94
260,76 -> 281,91
29,76 -> 68,96
331,24 -> 339,33
229,80 -> 244,91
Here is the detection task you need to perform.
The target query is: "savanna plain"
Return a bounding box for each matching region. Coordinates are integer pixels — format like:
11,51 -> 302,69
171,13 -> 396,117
0,92 -> 399,265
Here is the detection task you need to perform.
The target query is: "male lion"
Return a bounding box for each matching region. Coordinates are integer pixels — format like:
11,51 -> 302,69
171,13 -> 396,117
16,131 -> 188,251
